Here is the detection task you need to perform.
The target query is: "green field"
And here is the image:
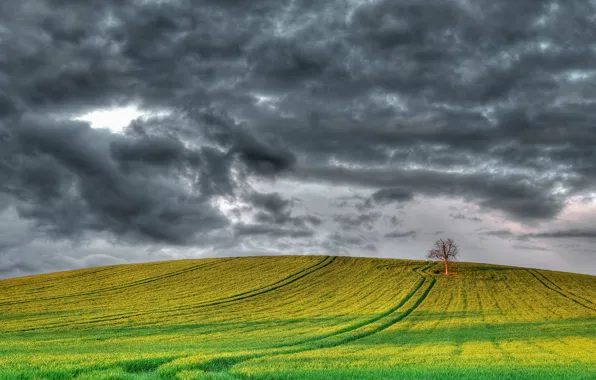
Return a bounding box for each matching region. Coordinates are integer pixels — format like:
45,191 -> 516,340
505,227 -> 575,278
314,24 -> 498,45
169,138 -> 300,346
1,255 -> 595,379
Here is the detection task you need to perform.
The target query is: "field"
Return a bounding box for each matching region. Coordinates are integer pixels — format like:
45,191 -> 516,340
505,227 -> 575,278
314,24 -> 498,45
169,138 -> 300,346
1,255 -> 595,379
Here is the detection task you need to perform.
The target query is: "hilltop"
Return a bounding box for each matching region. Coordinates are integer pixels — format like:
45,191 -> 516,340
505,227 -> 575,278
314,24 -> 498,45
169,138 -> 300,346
0,256 -> 595,379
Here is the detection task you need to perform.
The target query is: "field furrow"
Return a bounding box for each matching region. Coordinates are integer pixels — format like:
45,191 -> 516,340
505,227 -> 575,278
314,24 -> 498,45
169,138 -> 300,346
0,259 -> 227,306
526,269 -> 596,312
534,270 -> 596,306
230,261 -> 596,379
173,263 -> 437,376
2,256 -> 330,332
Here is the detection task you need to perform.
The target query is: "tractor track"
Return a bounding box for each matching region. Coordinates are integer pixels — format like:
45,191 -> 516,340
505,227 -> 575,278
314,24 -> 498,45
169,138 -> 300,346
0,259 -> 234,307
533,270 -> 595,306
526,269 -> 596,312
0,267 -> 117,301
190,262 -> 437,376
271,263 -> 435,348
11,256 -> 335,332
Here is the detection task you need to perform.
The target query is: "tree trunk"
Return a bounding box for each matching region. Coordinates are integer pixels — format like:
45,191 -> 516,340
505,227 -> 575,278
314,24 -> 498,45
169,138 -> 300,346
444,259 -> 449,275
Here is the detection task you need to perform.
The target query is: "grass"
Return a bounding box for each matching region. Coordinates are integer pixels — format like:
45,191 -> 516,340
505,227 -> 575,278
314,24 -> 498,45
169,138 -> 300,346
0,256 -> 595,379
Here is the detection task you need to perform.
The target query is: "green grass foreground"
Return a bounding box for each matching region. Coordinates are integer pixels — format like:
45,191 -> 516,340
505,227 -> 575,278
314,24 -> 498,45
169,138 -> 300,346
0,256 -> 595,379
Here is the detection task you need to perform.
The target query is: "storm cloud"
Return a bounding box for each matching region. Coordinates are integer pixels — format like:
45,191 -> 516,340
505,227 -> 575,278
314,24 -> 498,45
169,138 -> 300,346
385,230 -> 418,239
1,0 -> 596,277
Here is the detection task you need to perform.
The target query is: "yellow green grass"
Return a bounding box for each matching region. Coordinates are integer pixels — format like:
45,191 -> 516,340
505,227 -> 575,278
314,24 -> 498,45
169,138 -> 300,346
0,256 -> 595,379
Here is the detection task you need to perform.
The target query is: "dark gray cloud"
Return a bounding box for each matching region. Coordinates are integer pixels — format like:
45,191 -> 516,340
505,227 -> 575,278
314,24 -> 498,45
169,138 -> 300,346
2,114 -> 224,244
234,223 -> 314,238
450,213 -> 483,222
249,191 -> 322,231
1,0 -> 596,276
385,230 -> 417,239
522,229 -> 596,240
0,107 -> 301,246
250,192 -> 292,222
484,228 -> 596,242
481,229 -> 520,240
294,166 -> 567,222
333,212 -> 381,231
326,232 -> 375,252
512,243 -> 551,252
386,215 -> 402,227
371,187 -> 414,204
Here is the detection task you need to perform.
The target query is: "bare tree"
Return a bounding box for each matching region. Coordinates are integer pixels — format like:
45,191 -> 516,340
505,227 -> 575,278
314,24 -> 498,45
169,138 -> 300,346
427,238 -> 459,275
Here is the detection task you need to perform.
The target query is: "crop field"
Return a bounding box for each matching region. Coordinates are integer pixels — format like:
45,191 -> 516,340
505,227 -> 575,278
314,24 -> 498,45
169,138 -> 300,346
1,255 -> 595,379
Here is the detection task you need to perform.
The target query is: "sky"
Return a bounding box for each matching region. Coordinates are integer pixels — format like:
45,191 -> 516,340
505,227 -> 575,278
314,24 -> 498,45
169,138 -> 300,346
1,0 -> 596,279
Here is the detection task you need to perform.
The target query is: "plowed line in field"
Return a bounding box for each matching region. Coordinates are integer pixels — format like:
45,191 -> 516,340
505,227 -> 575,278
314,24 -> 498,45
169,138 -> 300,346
303,263 -> 436,349
228,258 -> 386,318
273,263 -> 435,348
190,262 -> 437,374
188,258 -> 354,322
181,259 -> 396,330
0,259 -> 232,307
526,270 -> 596,312
192,256 -> 336,308
87,256 -> 334,323
0,267 -> 115,297
12,257 -> 334,332
534,271 -> 596,306
206,256 -> 332,300
108,256 -> 336,322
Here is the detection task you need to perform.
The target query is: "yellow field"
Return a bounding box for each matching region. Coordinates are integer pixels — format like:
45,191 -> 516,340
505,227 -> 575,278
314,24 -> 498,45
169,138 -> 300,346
0,256 -> 595,379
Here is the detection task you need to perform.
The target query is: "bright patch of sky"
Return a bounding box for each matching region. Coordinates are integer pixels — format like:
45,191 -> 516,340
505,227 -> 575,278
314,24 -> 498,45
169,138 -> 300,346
252,93 -> 279,110
73,105 -> 171,133
370,90 -> 408,112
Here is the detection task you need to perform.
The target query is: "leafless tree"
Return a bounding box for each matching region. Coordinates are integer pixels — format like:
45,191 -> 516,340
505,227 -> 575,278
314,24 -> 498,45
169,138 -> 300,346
427,238 -> 459,275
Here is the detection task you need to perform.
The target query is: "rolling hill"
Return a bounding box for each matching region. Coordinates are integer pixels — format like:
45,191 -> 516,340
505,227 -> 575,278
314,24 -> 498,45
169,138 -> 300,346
1,256 -> 595,379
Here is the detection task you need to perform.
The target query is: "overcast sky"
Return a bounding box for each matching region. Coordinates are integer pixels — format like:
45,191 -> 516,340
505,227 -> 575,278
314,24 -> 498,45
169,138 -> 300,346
1,0 -> 596,279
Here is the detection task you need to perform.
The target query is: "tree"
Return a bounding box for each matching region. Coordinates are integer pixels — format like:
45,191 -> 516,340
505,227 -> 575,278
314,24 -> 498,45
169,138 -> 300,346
427,238 -> 459,275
